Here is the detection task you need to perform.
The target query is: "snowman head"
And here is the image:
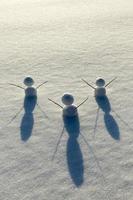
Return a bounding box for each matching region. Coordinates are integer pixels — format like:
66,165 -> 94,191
62,93 -> 74,105
24,76 -> 34,87
96,77 -> 105,87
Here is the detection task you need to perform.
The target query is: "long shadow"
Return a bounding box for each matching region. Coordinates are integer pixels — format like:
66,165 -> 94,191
20,96 -> 37,141
95,96 -> 120,140
63,115 -> 84,187
93,107 -> 100,139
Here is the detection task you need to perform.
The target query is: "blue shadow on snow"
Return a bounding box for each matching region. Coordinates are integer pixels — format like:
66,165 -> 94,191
20,96 -> 37,141
63,114 -> 84,187
95,96 -> 120,140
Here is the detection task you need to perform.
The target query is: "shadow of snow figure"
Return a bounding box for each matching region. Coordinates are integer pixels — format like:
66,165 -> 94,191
95,96 -> 120,140
63,115 -> 84,187
20,96 -> 37,141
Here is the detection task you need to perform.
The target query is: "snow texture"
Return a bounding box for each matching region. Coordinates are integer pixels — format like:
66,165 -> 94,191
0,0 -> 133,199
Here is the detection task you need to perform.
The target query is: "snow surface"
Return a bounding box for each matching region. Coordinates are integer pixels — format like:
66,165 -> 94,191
0,0 -> 133,199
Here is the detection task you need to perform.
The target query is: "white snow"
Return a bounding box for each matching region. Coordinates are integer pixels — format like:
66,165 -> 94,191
0,0 -> 133,199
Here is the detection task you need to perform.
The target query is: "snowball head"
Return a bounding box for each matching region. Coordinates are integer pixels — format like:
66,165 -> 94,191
62,93 -> 74,105
24,76 -> 34,86
96,77 -> 105,87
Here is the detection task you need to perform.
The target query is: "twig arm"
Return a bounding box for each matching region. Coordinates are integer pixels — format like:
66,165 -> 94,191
8,83 -> 25,90
36,81 -> 48,89
82,79 -> 95,89
105,77 -> 117,87
77,97 -> 89,108
48,98 -> 63,109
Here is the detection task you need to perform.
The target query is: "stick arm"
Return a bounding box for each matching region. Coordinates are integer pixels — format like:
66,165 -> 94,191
77,97 -> 89,108
82,79 -> 95,89
36,81 -> 48,89
8,83 -> 25,90
48,98 -> 63,109
105,77 -> 117,87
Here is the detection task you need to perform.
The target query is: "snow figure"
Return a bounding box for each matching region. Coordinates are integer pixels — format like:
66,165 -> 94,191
48,93 -> 88,117
95,78 -> 106,97
6,76 -> 48,141
82,77 -> 117,98
50,93 -> 107,187
49,93 -> 88,186
24,76 -> 37,97
9,76 -> 48,98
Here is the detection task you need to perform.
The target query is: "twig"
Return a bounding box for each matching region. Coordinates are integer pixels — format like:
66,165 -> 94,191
105,77 -> 117,88
8,83 -> 25,90
36,81 -> 48,89
77,97 -> 89,108
82,79 -> 95,89
48,98 -> 63,109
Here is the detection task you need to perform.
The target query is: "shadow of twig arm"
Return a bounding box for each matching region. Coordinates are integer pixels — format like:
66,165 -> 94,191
36,103 -> 49,119
51,126 -> 65,161
0,106 -> 23,130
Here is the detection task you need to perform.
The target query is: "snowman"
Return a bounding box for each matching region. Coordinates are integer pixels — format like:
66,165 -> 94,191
82,77 -> 117,98
48,93 -> 88,117
4,76 -> 48,129
95,78 -> 106,98
24,76 -> 37,97
9,76 -> 48,98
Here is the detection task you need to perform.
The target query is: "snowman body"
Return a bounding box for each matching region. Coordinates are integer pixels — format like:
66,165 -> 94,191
25,86 -> 37,97
95,86 -> 106,98
63,104 -> 78,117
